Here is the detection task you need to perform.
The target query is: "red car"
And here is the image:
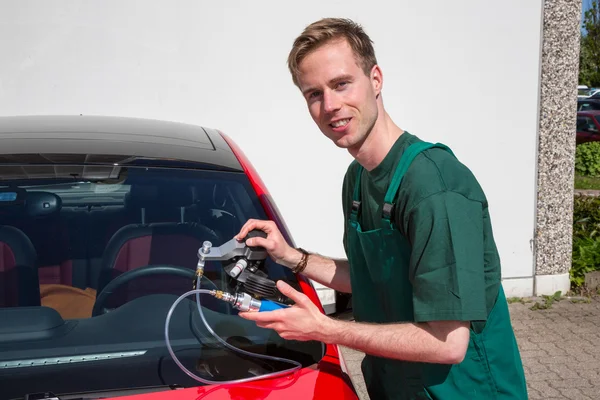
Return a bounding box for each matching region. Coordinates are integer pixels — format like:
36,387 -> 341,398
576,110 -> 600,144
0,115 -> 358,400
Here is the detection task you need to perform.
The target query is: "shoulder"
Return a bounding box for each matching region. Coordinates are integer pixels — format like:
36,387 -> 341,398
411,145 -> 484,196
395,144 -> 488,223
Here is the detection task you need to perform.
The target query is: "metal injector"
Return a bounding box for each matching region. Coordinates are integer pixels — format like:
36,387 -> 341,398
193,240 -> 212,289
195,231 -> 289,312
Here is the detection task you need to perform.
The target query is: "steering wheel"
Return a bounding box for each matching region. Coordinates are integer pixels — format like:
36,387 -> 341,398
92,264 -> 197,317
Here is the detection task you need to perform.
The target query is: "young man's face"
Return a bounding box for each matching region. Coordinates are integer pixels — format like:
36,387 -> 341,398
296,38 -> 381,151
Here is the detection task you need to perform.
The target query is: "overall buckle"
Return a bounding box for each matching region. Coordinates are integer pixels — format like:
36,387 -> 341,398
382,203 -> 394,220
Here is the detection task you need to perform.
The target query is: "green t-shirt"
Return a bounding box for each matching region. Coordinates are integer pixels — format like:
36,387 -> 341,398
342,132 -> 501,324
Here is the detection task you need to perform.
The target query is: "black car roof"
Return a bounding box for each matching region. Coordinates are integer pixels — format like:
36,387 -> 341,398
0,115 -> 243,171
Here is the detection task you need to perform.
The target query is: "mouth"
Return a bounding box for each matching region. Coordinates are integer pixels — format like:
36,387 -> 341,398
329,118 -> 351,131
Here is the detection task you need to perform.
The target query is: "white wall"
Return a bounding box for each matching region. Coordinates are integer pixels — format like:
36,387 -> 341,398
0,1 -> 543,290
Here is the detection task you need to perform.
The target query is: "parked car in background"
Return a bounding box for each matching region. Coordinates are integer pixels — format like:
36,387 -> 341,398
577,111 -> 600,144
578,85 -> 590,99
577,85 -> 600,99
577,99 -> 600,111
0,115 -> 357,400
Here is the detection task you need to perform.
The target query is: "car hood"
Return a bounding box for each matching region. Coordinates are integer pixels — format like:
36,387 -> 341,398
105,349 -> 358,400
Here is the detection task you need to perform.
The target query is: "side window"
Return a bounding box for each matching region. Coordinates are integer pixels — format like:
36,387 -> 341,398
579,117 -> 600,134
580,103 -> 591,111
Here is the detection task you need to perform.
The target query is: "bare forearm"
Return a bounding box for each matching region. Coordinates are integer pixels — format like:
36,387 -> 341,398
284,250 -> 352,293
304,253 -> 352,293
323,319 -> 468,364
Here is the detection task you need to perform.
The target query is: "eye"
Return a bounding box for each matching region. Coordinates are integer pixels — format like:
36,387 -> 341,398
309,91 -> 322,99
336,81 -> 348,89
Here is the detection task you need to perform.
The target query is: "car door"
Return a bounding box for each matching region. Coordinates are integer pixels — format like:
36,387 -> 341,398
577,116 -> 600,144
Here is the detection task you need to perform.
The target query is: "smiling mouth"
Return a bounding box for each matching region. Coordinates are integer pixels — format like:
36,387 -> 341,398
330,118 -> 351,128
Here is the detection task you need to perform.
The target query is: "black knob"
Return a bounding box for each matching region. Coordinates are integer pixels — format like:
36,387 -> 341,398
244,229 -> 267,251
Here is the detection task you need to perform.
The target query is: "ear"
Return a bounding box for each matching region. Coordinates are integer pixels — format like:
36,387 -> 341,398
370,64 -> 383,96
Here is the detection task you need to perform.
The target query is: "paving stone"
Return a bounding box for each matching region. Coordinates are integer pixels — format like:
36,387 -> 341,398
518,340 -> 541,351
576,370 -> 600,380
580,387 -> 600,397
527,388 -> 543,400
529,381 -> 563,397
527,360 -> 552,373
550,378 -> 593,389
539,355 -> 572,364
529,334 -> 565,343
525,371 -> 561,381
547,363 -> 585,378
537,342 -> 568,356
575,353 -> 598,362
557,388 -> 593,400
520,349 -> 550,359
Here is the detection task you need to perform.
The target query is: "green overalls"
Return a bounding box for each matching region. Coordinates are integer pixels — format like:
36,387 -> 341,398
346,142 -> 528,399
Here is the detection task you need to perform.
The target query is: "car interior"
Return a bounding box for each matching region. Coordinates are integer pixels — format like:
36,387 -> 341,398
0,164 -> 323,399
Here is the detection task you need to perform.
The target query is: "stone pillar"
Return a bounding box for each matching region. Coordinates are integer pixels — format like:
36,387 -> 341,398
534,0 -> 582,295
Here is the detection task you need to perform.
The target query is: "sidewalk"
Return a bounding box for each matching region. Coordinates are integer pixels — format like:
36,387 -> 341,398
339,295 -> 600,400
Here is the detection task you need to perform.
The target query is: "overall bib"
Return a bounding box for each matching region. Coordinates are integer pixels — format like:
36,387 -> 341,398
346,142 -> 528,399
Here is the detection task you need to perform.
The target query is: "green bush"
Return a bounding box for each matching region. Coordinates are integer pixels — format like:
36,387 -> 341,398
575,142 -> 600,177
571,236 -> 600,287
572,195 -> 600,287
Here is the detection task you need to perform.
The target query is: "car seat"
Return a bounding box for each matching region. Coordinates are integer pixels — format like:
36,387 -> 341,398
96,184 -> 223,309
0,225 -> 40,307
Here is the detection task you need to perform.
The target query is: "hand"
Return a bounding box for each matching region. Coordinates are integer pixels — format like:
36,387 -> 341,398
235,219 -> 300,268
238,281 -> 334,342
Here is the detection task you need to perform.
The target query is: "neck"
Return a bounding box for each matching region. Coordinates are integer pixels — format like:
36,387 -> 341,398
349,111 -> 404,171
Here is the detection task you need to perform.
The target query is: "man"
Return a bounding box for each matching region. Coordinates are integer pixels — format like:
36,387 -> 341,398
236,18 -> 528,399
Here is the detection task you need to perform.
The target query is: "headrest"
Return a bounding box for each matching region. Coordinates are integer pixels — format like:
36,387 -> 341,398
125,184 -> 194,209
25,191 -> 62,217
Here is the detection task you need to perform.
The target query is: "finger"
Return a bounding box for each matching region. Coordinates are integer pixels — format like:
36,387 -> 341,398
238,309 -> 285,322
276,280 -> 309,306
245,236 -> 272,250
247,220 -> 276,239
235,219 -> 257,240
236,218 -> 267,240
256,322 -> 280,330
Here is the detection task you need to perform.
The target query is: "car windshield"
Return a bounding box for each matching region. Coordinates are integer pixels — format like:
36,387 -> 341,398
579,88 -> 592,96
0,161 -> 323,399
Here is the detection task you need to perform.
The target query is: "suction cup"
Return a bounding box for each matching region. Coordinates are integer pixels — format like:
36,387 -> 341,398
244,274 -> 277,299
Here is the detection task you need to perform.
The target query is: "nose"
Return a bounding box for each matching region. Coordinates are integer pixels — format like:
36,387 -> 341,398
323,90 -> 341,114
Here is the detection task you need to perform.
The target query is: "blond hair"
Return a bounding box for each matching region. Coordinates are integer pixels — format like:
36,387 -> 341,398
287,18 -> 378,87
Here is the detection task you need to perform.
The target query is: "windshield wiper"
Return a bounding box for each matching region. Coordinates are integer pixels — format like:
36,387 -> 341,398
23,393 -> 60,400
18,385 -> 183,400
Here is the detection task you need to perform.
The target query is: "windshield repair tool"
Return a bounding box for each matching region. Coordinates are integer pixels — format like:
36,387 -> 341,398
165,228 -> 302,386
195,229 -> 291,306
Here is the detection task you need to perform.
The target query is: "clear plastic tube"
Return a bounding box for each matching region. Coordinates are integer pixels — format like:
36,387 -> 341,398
164,277 -> 301,385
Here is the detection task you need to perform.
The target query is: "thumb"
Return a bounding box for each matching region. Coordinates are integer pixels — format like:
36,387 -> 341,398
277,280 -> 309,306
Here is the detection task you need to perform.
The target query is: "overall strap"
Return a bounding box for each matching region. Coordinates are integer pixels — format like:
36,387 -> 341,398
350,163 -> 363,223
382,142 -> 454,222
